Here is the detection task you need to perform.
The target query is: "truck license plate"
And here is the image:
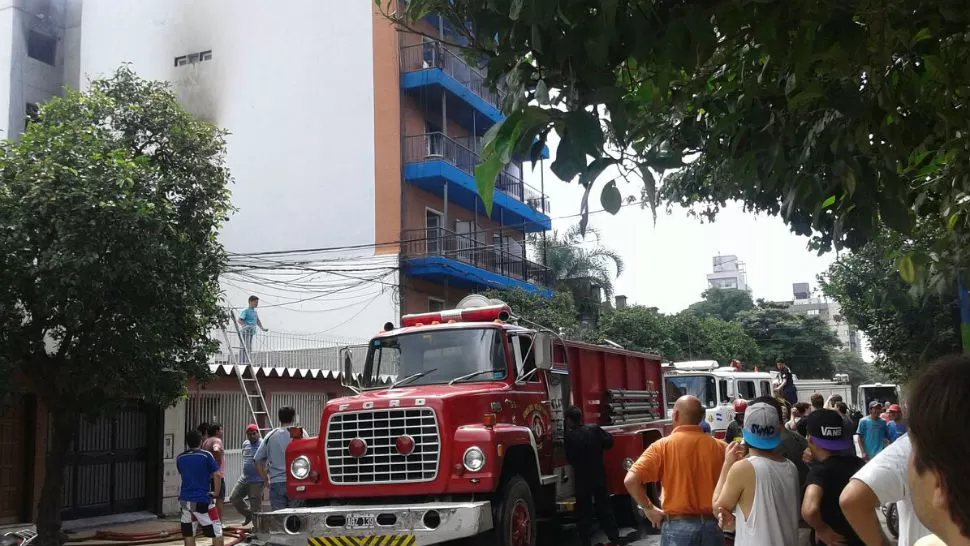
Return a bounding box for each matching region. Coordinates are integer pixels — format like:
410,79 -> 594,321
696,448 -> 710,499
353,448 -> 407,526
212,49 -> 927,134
348,513 -> 379,529
308,536 -> 415,546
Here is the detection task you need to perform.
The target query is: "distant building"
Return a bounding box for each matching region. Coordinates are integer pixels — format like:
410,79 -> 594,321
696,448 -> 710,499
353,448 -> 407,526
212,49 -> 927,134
783,283 -> 862,356
706,254 -> 751,292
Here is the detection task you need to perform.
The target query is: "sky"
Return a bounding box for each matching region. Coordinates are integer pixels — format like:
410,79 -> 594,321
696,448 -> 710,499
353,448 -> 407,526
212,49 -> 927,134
522,164 -> 840,314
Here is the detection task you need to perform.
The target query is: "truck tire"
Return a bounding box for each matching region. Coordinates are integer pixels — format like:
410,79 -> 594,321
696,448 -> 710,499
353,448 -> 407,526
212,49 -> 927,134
495,476 -> 537,546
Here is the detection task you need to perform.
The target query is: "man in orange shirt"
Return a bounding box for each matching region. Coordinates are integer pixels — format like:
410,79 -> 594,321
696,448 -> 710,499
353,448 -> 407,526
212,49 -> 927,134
624,395 -> 728,546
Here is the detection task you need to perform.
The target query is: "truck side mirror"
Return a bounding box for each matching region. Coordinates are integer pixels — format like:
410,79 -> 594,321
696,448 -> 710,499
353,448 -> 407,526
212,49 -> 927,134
339,347 -> 358,391
533,332 -> 555,370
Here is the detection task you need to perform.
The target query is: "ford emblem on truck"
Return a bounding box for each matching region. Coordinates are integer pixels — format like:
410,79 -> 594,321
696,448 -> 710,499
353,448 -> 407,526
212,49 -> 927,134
337,398 -> 427,412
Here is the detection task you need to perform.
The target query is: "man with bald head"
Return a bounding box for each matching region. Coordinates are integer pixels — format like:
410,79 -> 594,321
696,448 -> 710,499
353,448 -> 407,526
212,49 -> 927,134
624,395 -> 728,545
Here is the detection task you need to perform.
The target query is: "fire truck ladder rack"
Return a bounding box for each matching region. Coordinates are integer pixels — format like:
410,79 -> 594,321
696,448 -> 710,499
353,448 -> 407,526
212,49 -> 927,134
604,389 -> 661,425
220,309 -> 274,436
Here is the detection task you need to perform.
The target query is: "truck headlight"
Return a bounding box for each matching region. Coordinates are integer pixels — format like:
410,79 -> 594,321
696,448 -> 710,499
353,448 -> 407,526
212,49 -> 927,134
463,446 -> 485,472
622,457 -> 634,471
290,456 -> 311,480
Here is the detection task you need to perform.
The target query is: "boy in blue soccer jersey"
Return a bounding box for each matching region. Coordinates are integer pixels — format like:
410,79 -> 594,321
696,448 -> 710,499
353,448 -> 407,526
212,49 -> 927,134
176,430 -> 224,546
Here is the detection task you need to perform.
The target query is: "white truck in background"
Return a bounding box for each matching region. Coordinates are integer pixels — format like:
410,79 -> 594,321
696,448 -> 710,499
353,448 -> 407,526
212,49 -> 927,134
858,382 -> 902,409
663,360 -> 774,439
797,374 -> 852,406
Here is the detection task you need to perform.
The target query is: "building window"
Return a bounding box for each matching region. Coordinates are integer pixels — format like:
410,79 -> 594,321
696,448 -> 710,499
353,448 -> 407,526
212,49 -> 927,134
25,103 -> 39,127
807,309 -> 820,315
27,31 -> 56,65
174,50 -> 213,67
429,298 -> 446,312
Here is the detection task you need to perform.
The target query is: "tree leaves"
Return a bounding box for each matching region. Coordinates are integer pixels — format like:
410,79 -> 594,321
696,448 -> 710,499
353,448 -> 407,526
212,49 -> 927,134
820,227 -> 962,380
408,0 -> 970,286
600,180 -> 622,214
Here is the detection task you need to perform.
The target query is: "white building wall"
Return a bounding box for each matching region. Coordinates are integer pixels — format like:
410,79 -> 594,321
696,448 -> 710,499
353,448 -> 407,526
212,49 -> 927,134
0,4 -> 16,137
77,0 -> 399,339
0,0 -> 69,139
160,399 -> 186,515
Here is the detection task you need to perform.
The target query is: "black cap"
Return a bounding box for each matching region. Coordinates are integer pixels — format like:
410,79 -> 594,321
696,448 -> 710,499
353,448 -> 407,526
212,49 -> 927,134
805,409 -> 851,451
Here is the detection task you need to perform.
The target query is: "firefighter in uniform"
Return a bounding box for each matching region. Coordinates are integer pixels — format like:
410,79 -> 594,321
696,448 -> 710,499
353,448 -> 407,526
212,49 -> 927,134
565,406 -> 624,546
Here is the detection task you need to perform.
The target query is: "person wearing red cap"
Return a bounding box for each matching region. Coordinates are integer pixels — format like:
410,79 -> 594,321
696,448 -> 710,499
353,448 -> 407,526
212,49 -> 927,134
229,424 -> 264,526
726,399 -> 747,443
886,404 -> 906,442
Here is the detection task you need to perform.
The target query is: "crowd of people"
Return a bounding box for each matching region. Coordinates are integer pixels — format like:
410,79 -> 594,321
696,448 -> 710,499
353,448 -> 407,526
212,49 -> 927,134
173,406 -> 300,546
565,355 -> 970,546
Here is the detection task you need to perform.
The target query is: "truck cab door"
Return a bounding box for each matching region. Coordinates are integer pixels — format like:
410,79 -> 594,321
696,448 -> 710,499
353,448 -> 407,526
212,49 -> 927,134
508,334 -> 554,469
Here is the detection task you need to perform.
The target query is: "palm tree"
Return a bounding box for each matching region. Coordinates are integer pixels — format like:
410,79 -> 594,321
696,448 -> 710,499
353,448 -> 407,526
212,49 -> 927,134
532,224 -> 624,324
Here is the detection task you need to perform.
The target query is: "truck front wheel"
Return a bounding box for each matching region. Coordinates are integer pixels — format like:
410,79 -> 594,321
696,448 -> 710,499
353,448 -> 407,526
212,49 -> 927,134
495,476 -> 537,546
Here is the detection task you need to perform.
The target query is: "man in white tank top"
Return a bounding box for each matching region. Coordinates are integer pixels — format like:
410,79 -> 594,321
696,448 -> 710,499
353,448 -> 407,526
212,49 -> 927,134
713,402 -> 800,546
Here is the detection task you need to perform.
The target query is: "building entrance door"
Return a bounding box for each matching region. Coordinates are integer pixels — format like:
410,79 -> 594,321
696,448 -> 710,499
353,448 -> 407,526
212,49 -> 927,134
59,400 -> 158,520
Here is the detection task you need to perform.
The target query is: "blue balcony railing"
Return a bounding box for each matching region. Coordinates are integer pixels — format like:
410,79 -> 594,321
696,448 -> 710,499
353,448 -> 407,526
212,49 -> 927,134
402,227 -> 551,289
405,132 -> 550,214
400,41 -> 503,112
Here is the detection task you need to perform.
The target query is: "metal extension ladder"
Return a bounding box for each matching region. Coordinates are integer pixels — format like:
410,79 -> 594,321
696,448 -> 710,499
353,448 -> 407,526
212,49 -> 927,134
220,309 -> 274,436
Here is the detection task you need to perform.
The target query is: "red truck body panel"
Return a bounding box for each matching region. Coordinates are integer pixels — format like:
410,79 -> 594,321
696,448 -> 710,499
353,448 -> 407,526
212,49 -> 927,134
557,340 -> 667,493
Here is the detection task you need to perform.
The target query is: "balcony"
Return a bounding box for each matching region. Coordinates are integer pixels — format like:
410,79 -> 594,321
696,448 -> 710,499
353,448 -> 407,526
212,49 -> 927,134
404,132 -> 552,232
400,40 -> 502,134
402,227 -> 551,294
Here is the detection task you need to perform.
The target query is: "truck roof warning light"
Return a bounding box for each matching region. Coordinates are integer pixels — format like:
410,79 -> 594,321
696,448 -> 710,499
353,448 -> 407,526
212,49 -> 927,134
400,303 -> 512,327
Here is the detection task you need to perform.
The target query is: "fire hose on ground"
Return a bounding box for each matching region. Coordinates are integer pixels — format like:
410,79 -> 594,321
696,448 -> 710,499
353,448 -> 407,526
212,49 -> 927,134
57,525 -> 251,546
67,526 -> 250,546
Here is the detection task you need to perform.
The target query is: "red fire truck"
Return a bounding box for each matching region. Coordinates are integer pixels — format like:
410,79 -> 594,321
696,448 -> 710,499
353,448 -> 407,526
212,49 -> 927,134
252,296 -> 670,546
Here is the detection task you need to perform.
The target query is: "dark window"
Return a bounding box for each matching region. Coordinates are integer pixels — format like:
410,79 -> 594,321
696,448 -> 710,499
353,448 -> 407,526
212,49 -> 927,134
737,380 -> 757,400
25,103 -> 39,126
428,298 -> 445,312
27,31 -> 56,65
174,56 -> 188,67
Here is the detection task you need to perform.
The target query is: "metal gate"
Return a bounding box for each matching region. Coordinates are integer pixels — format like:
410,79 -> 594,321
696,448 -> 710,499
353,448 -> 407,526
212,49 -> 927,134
58,400 -> 155,520
185,392 -> 249,494
0,395 -> 27,524
273,392 -> 328,437
184,391 -> 329,492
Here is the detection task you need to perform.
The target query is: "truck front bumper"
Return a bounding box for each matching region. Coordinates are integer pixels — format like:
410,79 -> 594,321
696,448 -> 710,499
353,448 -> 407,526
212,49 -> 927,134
250,501 -> 493,546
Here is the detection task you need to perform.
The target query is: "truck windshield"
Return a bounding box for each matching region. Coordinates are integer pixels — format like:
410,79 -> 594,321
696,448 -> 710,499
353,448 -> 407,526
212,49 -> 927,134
362,328 -> 508,389
665,375 -> 717,409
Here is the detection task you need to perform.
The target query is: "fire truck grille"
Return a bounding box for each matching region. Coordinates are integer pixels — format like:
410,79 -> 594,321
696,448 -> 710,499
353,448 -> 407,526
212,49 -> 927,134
325,408 -> 440,484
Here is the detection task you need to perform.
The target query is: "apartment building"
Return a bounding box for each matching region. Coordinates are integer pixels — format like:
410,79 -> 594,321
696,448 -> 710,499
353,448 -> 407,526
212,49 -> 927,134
706,254 -> 751,292
787,282 -> 862,356
388,13 -> 552,314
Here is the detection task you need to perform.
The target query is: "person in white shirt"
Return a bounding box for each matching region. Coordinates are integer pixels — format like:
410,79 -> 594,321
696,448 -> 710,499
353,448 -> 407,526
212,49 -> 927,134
840,433 -> 931,546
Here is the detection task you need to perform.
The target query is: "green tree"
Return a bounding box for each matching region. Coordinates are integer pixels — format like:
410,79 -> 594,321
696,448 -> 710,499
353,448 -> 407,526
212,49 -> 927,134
483,287 -> 580,337
593,305 -> 679,356
0,67 -> 232,545
686,288 -> 756,322
819,228 -> 961,380
594,306 -> 761,366
666,312 -> 763,367
533,224 -> 623,321
383,0 -> 970,285
736,308 -> 841,378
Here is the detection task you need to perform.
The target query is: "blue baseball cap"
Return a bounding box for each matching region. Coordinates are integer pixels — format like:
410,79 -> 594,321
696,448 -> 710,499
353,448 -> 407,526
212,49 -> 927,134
742,403 -> 782,449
